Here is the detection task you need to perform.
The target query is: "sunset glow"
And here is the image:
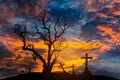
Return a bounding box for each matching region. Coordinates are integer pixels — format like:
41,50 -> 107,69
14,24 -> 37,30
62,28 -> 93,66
0,0 -> 120,79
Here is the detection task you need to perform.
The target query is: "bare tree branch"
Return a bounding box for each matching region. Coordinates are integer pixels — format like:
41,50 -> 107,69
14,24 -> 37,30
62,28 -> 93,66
13,13 -> 68,74
52,19 -> 69,43
50,54 -> 58,69
13,24 -> 46,65
13,24 -> 27,47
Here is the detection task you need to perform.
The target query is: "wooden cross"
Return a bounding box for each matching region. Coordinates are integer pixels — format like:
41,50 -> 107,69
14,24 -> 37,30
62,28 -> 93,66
58,63 -> 76,74
58,63 -> 66,73
29,66 -> 32,73
71,64 -> 75,70
81,53 -> 92,68
71,64 -> 76,75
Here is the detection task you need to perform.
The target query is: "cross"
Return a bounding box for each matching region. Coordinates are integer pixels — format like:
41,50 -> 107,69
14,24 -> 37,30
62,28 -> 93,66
70,64 -> 76,75
71,64 -> 75,70
58,63 -> 66,73
81,53 -> 92,68
29,66 -> 32,73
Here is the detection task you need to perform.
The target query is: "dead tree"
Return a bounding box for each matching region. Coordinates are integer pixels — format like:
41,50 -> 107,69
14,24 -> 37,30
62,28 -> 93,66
13,13 -> 68,74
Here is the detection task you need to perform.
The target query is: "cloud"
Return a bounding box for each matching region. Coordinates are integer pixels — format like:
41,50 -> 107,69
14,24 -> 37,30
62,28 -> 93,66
79,1 -> 120,46
89,48 -> 120,79
97,25 -> 120,46
0,0 -> 120,79
0,42 -> 14,59
0,68 -> 19,79
47,0 -> 86,26
80,20 -> 101,40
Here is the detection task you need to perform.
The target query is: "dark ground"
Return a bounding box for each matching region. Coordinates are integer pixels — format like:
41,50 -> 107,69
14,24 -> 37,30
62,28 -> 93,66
2,72 -> 119,80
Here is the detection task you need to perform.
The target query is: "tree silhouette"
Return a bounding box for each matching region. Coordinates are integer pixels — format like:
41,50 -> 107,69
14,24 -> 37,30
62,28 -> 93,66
13,13 -> 68,74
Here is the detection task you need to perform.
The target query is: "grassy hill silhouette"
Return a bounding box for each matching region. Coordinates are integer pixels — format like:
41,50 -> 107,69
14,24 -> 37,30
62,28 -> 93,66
2,72 -> 119,80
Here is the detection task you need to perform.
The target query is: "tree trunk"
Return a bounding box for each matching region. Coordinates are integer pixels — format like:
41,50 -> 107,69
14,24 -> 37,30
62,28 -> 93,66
48,44 -> 52,66
42,65 -> 52,74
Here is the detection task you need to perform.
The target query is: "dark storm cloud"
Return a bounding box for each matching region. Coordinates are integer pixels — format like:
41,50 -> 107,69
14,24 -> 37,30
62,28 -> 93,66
89,48 -> 120,79
79,3 -> 120,40
0,42 -> 14,59
59,6 -> 118,40
99,48 -> 120,58
0,52 -> 38,79
0,43 -> 18,79
75,48 -> 120,79
0,26 -> 13,36
80,22 -> 117,41
0,0 -> 47,25
0,68 -> 19,78
79,18 -> 105,40
47,0 -> 85,26
48,7 -> 85,26
89,66 -> 120,79
0,0 -> 33,7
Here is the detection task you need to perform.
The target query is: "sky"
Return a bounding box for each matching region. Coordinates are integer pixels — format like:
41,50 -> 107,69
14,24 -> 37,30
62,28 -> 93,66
0,0 -> 120,79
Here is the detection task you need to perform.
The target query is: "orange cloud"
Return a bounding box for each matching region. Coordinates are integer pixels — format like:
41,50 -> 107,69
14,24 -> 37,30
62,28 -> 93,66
112,0 -> 120,3
63,40 -> 109,52
97,25 -> 120,46
113,11 -> 120,15
1,30 -> 107,74
98,0 -> 110,3
0,32 -> 110,73
50,39 -> 110,72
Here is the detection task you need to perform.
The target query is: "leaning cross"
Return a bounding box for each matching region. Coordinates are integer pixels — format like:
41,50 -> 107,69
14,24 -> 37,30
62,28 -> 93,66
58,63 -> 66,73
81,53 -> 92,68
